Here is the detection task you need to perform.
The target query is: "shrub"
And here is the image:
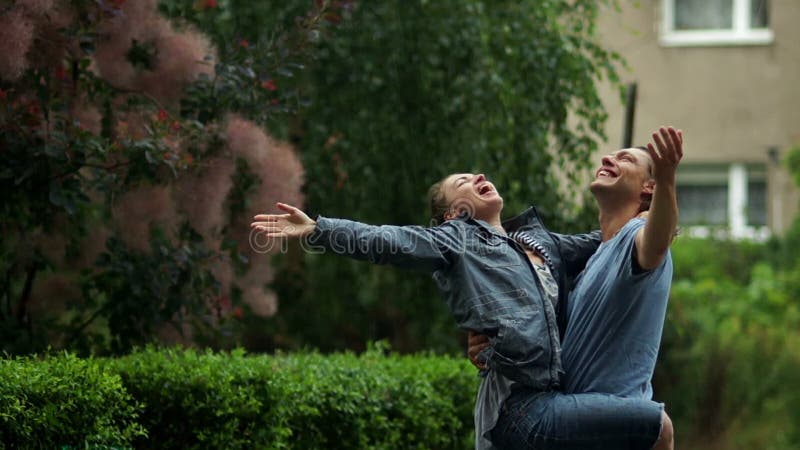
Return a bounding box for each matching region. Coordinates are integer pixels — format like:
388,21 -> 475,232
103,345 -> 477,449
656,237 -> 800,450
0,352 -> 145,448
0,346 -> 478,449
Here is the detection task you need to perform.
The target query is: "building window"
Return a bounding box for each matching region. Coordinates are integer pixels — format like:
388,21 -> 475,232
676,163 -> 768,239
661,0 -> 773,47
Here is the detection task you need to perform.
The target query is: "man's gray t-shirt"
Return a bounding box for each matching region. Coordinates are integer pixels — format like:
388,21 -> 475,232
561,218 -> 672,398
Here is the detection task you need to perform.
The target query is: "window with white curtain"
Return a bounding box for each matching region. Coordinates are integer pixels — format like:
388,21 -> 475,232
676,163 -> 769,240
661,0 -> 772,46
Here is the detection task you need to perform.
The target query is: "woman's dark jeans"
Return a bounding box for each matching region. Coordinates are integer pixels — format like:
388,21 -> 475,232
491,387 -> 663,450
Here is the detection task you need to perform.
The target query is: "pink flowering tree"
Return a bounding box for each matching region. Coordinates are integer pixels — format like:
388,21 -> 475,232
0,0 -> 339,354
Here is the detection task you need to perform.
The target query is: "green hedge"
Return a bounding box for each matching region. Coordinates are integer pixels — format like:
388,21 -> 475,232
0,346 -> 477,449
0,352 -> 145,448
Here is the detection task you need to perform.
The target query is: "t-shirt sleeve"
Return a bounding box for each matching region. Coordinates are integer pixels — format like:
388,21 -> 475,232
614,218 -> 669,282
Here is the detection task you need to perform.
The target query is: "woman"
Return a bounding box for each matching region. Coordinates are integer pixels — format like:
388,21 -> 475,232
251,173 -> 666,449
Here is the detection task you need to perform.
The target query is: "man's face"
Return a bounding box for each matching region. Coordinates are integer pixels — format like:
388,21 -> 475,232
441,173 -> 504,221
590,147 -> 654,201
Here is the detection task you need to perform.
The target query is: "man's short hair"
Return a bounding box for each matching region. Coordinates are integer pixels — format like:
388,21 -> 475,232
634,146 -> 653,212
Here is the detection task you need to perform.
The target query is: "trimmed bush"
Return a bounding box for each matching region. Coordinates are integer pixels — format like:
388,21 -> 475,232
0,352 -> 145,448
102,345 -> 477,449
1,346 -> 477,449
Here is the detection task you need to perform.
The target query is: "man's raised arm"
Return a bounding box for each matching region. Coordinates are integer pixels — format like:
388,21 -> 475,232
635,126 -> 683,271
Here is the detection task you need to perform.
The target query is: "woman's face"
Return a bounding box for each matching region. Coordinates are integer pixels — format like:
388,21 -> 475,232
441,173 -> 503,221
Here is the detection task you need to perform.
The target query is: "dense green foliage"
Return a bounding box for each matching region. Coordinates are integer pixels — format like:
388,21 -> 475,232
289,0 -> 620,354
0,353 -> 145,448
654,235 -> 800,450
203,0 -> 621,353
0,346 -> 477,449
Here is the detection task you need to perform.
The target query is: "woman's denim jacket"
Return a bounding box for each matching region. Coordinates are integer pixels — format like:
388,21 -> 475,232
308,206 -> 600,389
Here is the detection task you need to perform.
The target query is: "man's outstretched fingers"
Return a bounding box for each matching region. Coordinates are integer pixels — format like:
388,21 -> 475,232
659,127 -> 675,151
666,127 -> 680,146
666,127 -> 682,162
651,132 -> 666,157
646,142 -> 661,164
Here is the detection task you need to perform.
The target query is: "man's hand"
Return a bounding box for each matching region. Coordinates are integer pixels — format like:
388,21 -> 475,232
646,126 -> 683,184
467,331 -> 490,370
251,202 -> 316,239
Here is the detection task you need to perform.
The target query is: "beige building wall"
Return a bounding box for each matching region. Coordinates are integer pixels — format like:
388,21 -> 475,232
593,0 -> 800,234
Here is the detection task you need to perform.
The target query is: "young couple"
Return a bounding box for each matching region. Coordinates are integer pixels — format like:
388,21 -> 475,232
251,126 -> 683,449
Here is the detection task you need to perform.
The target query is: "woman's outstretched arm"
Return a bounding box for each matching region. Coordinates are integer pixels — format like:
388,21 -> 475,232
251,202 -> 462,272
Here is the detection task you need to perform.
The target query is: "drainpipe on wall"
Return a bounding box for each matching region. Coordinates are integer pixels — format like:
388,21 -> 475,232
621,82 -> 638,149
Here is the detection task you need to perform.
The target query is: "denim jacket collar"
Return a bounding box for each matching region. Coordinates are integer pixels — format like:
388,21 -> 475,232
502,206 -> 542,233
453,206 -> 543,237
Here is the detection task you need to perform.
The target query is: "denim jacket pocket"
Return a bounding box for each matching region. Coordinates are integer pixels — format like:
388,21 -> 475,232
467,288 -> 532,322
490,309 -> 546,386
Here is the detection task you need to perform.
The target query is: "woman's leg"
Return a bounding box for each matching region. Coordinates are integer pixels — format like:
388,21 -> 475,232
490,389 -> 664,450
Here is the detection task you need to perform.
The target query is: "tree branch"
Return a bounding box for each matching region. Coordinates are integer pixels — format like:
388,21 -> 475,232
16,264 -> 37,323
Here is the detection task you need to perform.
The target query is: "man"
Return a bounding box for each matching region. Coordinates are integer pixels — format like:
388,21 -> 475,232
470,126 -> 682,449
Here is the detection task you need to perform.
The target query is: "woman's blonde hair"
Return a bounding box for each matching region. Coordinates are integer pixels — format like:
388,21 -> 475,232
427,177 -> 450,225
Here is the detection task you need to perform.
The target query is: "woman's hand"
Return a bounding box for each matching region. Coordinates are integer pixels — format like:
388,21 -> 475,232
251,202 -> 316,239
467,331 -> 490,370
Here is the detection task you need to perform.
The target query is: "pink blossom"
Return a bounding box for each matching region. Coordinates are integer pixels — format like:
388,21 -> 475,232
16,0 -> 56,16
92,0 -> 216,105
26,3 -> 73,72
242,286 -> 277,317
113,185 -> 178,252
138,28 -> 215,103
224,115 -> 305,217
30,274 -> 80,316
0,8 -> 35,81
239,256 -> 277,317
174,157 -> 235,235
34,226 -> 68,267
71,102 -> 102,135
73,226 -> 110,270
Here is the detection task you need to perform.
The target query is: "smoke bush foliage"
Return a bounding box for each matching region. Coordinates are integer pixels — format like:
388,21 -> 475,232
0,0 -> 337,355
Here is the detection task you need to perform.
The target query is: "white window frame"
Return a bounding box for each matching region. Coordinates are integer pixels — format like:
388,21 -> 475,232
680,163 -> 770,241
660,0 -> 774,47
